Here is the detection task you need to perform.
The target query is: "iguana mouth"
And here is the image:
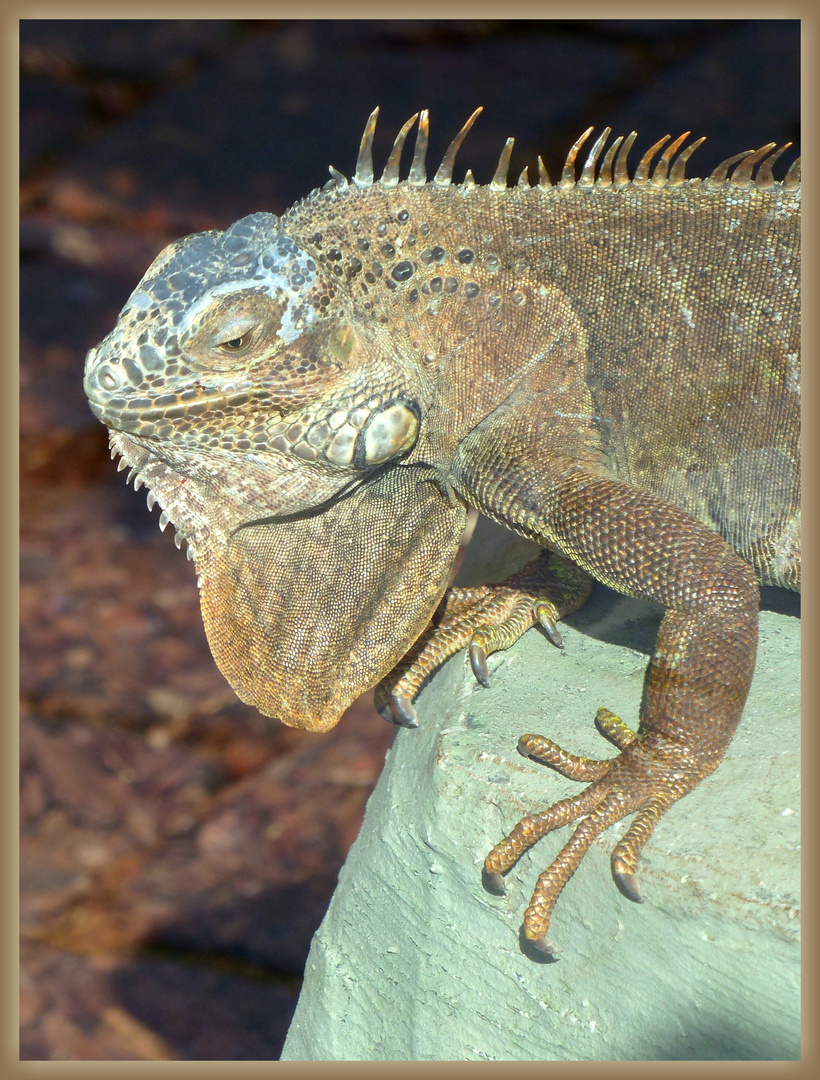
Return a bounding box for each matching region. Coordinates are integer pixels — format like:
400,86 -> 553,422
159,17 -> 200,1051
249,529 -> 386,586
86,393 -> 211,431
87,346 -> 421,472
84,350 -> 257,434
84,387 -> 262,438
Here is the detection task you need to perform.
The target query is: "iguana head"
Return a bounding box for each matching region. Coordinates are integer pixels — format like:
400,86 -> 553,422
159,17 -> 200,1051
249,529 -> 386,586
85,213 -> 423,514
84,207 -> 465,730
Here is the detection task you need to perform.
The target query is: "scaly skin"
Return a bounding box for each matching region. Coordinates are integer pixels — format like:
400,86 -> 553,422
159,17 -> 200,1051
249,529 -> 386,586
84,110 -> 800,954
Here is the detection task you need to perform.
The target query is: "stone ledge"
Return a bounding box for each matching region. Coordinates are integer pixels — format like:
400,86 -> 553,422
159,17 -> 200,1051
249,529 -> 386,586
282,519 -> 800,1061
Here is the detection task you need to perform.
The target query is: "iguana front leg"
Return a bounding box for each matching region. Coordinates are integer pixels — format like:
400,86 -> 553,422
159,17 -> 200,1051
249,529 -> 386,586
375,550 -> 593,727
447,416 -> 759,957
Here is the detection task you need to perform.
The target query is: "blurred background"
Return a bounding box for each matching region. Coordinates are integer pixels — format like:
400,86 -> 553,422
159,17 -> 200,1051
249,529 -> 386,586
19,19 -> 800,1060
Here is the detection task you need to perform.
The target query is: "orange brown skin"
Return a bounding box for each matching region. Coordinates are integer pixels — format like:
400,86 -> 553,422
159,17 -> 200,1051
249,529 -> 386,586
84,112 -> 799,953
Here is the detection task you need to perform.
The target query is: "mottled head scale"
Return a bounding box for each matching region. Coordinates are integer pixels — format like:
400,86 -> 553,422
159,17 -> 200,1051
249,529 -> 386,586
85,201 -> 422,498
85,212 -> 325,432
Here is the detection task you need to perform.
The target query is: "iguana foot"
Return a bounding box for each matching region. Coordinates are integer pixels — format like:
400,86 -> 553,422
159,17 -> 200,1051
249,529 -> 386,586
484,708 -> 705,957
375,551 -> 592,725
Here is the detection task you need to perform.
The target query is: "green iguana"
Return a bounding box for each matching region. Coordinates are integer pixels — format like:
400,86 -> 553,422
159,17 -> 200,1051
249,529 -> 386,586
84,109 -> 800,956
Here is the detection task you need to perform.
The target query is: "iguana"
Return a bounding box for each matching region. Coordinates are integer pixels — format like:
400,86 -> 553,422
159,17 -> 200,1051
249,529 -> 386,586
84,108 -> 800,957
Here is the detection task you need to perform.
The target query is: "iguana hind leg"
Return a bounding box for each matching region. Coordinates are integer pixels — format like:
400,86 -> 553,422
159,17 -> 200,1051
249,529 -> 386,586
375,550 -> 592,727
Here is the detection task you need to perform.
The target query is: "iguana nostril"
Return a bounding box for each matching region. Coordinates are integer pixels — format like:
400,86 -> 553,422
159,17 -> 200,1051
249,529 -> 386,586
98,368 -> 119,391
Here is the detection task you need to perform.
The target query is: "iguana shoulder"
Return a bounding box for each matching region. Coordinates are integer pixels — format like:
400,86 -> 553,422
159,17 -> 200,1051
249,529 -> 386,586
277,110 -> 800,588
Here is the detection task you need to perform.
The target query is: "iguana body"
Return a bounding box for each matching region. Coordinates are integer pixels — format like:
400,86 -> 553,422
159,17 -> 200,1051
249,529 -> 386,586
84,110 -> 800,954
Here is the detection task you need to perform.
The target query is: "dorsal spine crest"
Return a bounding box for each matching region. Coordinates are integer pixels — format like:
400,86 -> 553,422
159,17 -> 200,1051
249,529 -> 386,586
325,110 -> 800,197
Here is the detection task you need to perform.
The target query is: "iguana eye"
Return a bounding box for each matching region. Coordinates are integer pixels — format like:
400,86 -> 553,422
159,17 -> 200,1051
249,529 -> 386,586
212,318 -> 258,354
219,334 -> 250,352
185,292 -> 284,369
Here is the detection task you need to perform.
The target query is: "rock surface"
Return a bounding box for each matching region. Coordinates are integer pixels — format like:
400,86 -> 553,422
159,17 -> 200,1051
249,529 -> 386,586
282,519 -> 801,1062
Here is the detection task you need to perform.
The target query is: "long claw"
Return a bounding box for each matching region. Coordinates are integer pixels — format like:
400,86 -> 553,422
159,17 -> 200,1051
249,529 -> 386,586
518,926 -> 561,961
377,551 -> 592,712
534,602 -> 564,648
380,694 -> 418,728
613,869 -> 643,903
530,936 -> 560,960
469,641 -> 490,687
482,868 -> 506,894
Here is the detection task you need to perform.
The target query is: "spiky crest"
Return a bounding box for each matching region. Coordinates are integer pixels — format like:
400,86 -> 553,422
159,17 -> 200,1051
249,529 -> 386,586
491,138 -> 515,191
434,107 -> 483,186
668,137 -> 706,186
783,156 -> 801,190
331,110 -> 800,196
407,109 -> 430,187
614,133 -> 638,186
381,113 -> 419,188
353,107 -> 379,187
705,149 -> 754,188
560,127 -> 593,188
756,143 -> 792,189
731,143 -> 777,187
326,165 -> 348,190
634,135 -> 670,184
650,132 -> 689,185
597,136 -> 623,187
578,128 -> 612,188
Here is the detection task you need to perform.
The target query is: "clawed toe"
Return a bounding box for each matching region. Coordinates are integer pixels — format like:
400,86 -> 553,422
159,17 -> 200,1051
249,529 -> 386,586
376,550 -> 593,714
486,712 -> 694,952
534,601 -> 564,648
